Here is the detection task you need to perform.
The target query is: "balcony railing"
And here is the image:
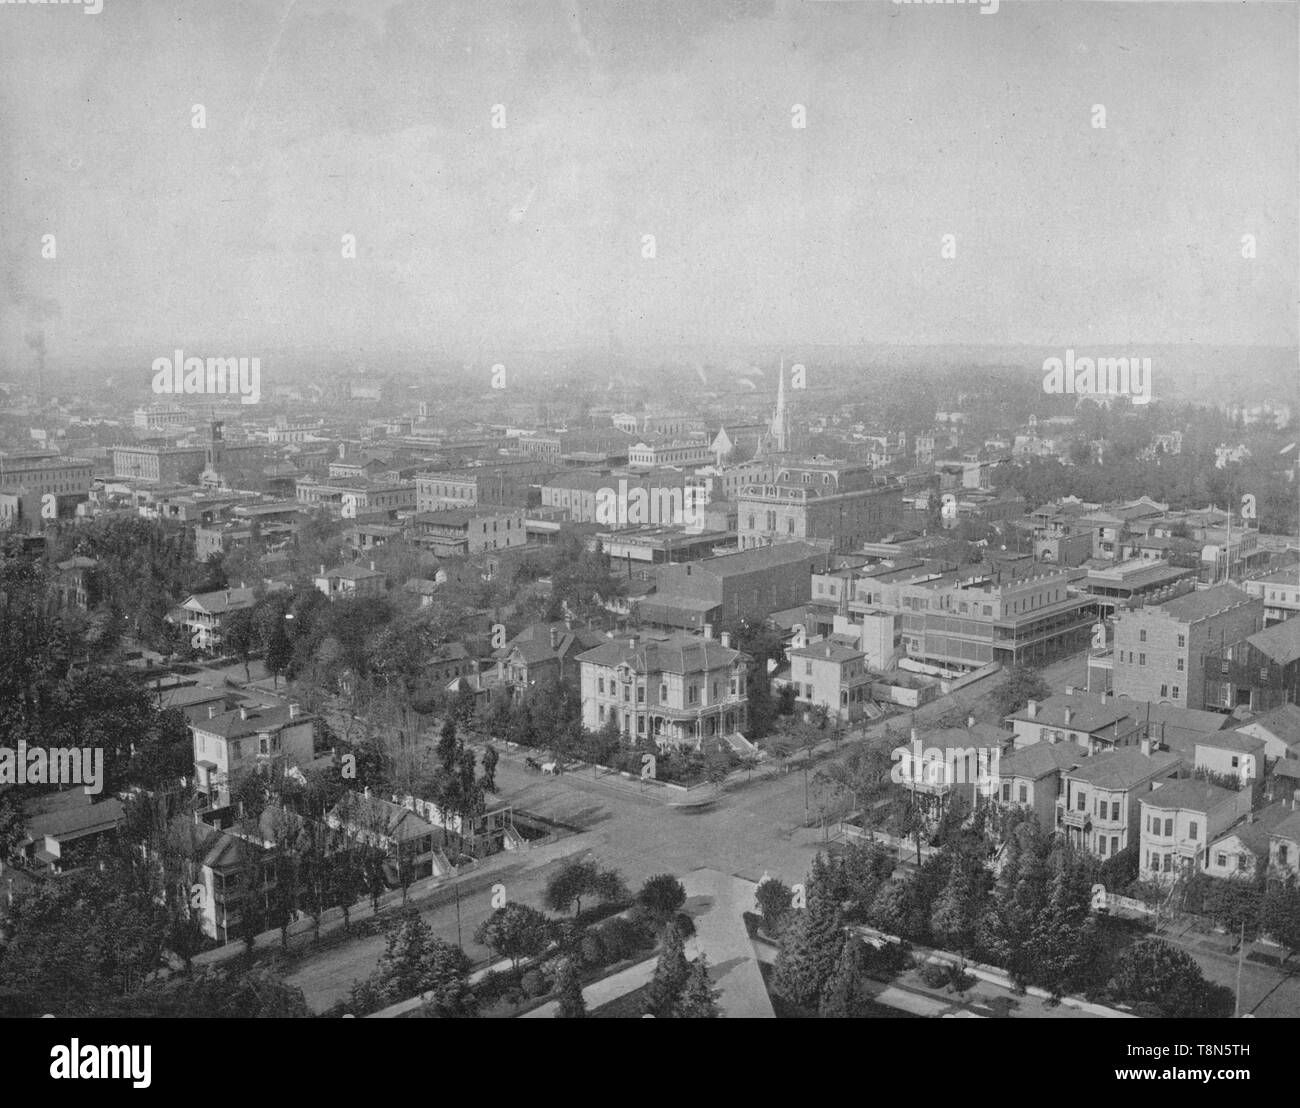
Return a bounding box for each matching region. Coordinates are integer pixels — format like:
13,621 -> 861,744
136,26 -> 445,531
1060,807 -> 1088,829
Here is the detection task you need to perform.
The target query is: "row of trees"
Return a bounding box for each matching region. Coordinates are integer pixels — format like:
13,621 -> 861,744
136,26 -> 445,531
765,817 -> 1236,1017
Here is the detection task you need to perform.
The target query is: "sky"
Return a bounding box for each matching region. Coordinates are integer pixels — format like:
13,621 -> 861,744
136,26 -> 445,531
1,0 -> 1296,377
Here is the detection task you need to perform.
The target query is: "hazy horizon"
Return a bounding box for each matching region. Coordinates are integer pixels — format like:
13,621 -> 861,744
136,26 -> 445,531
3,0 -> 1297,379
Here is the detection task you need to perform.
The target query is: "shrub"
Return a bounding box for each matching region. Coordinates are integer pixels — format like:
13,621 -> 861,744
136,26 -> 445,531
918,960 -> 952,989
672,911 -> 696,940
579,932 -> 606,969
599,916 -> 650,962
519,969 -> 548,999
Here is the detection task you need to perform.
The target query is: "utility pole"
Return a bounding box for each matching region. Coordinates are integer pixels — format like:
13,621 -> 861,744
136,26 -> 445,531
1234,917 -> 1246,1018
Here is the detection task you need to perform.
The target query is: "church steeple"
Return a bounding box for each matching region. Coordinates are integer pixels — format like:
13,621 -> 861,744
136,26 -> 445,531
770,357 -> 789,454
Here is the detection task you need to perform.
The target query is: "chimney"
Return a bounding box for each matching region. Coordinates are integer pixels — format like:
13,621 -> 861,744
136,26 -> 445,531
289,702 -> 300,719
1064,685 -> 1075,695
208,705 -> 218,719
320,563 -> 326,576
1140,737 -> 1151,757
721,632 -> 731,649
967,713 -> 976,729
193,809 -> 200,824
1064,706 -> 1073,726
1027,699 -> 1039,718
627,638 -> 636,649
703,624 -> 713,640
239,706 -> 249,721
364,786 -> 371,799
369,560 -> 376,572
550,626 -> 559,650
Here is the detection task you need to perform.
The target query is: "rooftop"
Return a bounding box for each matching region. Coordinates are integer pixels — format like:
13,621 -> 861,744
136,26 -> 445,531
576,630 -> 747,675
1246,618 -> 1300,667
998,741 -> 1083,779
1006,692 -> 1133,735
1066,747 -> 1182,790
191,703 -> 312,740
1141,778 -> 1236,813
1144,583 -> 1254,624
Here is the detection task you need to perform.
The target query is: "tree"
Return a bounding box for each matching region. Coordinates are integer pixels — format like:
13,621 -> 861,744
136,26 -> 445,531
637,874 -> 687,924
1201,874 -> 1264,936
929,855 -> 984,955
0,852 -> 170,1015
481,744 -> 500,792
554,956 -> 587,1019
372,907 -> 474,1014
755,877 -> 793,934
264,617 -> 292,689
993,665 -> 1050,719
474,902 -> 552,970
223,607 -> 258,682
646,922 -> 691,1017
1259,880 -> 1300,956
1026,852 -> 1096,999
0,792 -> 26,865
819,937 -> 873,1018
671,956 -> 720,1018
1110,938 -> 1233,1018
772,855 -> 845,1009
544,859 -> 627,919
437,717 -> 460,773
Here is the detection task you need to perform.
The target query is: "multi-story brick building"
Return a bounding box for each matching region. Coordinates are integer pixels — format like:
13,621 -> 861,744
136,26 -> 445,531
577,628 -> 749,749
627,437 -> 714,468
893,566 -> 1094,672
415,461 -> 548,511
735,459 -> 903,553
0,454 -> 94,525
112,444 -> 206,484
1112,584 -> 1264,710
640,541 -> 829,631
410,505 -> 526,557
